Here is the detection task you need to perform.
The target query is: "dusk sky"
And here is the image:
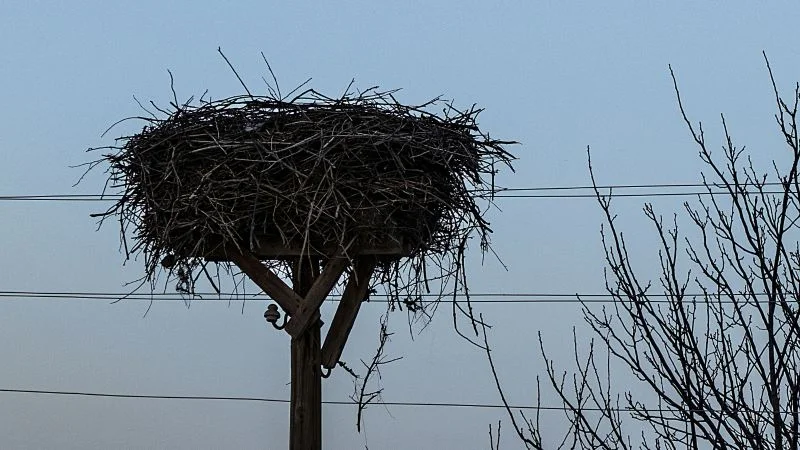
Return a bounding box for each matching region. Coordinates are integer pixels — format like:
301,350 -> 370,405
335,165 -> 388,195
1,2 -> 800,449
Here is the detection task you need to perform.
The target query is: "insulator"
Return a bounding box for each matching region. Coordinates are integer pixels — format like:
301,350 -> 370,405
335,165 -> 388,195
264,304 -> 281,324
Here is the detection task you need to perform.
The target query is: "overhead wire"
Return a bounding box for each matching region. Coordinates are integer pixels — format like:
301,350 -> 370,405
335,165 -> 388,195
0,290 -> 786,304
0,387 -> 781,413
0,181 -> 789,201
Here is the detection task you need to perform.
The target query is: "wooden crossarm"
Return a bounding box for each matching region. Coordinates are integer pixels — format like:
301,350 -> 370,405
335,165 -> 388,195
229,250 -> 303,316
284,257 -> 350,338
321,257 -> 377,369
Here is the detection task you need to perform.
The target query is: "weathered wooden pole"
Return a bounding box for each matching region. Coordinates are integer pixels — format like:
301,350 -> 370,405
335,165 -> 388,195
290,258 -> 322,450
230,249 -> 354,449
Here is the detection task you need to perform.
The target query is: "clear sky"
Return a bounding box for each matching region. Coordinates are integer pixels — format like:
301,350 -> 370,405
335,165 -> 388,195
1,2 -> 799,449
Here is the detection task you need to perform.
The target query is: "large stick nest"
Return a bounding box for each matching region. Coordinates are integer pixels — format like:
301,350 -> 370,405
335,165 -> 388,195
94,87 -> 514,309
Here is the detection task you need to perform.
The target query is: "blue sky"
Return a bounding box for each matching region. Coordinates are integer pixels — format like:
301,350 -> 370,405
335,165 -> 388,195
1,2 -> 799,449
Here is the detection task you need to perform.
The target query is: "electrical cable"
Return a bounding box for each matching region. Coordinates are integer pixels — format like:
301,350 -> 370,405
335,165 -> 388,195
0,290 -> 785,304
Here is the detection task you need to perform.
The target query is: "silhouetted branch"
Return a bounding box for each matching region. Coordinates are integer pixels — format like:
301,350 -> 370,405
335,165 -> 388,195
351,312 -> 402,433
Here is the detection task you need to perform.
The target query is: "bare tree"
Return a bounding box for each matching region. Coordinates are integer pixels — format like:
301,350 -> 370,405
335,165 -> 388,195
493,54 -> 800,449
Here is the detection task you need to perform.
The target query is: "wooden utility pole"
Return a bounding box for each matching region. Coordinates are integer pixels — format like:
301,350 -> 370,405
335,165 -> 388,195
290,258 -> 322,450
214,245 -> 392,449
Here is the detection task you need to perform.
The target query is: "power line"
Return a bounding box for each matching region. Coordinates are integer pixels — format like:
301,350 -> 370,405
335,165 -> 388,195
494,182 -> 784,198
0,290 -> 785,304
498,182 -> 783,192
0,195 -> 117,202
0,387 -> 539,410
0,184 -> 789,202
494,191 -> 785,198
0,388 -> 768,413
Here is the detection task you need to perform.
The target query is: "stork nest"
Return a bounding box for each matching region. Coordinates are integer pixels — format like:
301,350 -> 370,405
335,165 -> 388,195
93,88 -> 514,308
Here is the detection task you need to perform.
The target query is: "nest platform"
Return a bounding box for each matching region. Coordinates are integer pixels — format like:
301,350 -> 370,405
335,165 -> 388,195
96,88 -> 514,296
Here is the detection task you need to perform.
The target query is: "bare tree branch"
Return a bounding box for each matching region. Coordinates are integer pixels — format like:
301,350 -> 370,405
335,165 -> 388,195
501,57 -> 800,449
